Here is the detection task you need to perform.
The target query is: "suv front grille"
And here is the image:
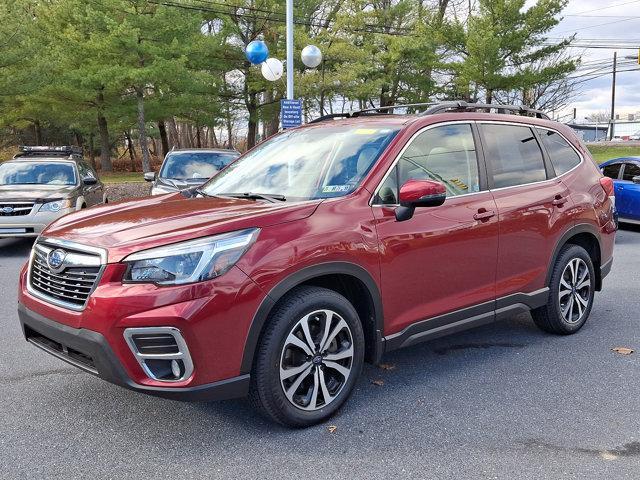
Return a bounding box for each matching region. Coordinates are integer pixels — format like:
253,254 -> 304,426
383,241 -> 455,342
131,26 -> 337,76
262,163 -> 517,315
0,202 -> 34,216
28,240 -> 105,311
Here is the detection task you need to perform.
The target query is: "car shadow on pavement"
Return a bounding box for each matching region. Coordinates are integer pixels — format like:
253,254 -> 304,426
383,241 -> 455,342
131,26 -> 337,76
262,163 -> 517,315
13,301 -> 620,468
0,238 -> 35,257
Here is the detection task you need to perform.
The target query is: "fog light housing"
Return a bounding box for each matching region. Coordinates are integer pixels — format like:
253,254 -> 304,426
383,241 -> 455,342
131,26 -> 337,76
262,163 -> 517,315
124,327 -> 193,383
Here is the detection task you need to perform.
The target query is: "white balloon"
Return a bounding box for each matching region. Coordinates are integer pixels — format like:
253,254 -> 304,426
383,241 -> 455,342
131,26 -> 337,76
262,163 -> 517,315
301,45 -> 322,68
261,58 -> 283,81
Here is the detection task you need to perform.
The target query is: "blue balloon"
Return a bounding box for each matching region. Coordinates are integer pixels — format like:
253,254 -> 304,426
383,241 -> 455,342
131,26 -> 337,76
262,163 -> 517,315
245,40 -> 269,64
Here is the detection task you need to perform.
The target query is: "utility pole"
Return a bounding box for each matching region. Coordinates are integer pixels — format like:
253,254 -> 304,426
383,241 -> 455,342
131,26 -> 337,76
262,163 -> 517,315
286,0 -> 294,100
610,51 -> 617,140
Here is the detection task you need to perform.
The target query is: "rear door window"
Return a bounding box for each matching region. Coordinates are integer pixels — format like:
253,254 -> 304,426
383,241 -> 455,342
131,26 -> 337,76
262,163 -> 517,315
536,128 -> 581,175
622,163 -> 640,181
602,163 -> 622,179
481,124 -> 547,188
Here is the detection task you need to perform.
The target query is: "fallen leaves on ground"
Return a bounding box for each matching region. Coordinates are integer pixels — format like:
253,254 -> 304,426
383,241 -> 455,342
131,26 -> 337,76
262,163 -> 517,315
378,363 -> 396,371
612,347 -> 634,355
328,425 -> 337,433
371,379 -> 384,386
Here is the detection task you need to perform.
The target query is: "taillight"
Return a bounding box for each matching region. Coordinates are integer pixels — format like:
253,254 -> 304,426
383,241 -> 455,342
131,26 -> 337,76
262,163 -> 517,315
599,177 -> 614,196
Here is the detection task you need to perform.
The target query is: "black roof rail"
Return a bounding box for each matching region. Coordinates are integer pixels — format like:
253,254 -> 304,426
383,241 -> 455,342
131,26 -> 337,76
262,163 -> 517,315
420,101 -> 550,119
308,101 -> 550,124
308,112 -> 353,124
309,103 -> 439,124
14,145 -> 83,159
352,102 -> 438,116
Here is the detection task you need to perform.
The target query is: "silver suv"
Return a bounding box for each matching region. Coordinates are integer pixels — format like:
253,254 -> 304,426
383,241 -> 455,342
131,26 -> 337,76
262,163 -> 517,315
0,146 -> 106,238
145,148 -> 240,195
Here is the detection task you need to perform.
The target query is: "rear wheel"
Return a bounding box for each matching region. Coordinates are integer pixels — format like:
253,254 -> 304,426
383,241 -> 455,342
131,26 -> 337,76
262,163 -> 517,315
532,244 -> 595,335
249,286 -> 364,427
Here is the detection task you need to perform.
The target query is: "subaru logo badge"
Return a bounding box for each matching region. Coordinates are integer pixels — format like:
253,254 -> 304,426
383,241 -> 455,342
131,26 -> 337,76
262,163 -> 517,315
1,206 -> 13,214
47,249 -> 67,273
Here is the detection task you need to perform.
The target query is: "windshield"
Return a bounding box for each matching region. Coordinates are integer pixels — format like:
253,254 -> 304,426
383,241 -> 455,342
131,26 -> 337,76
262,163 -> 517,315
0,161 -> 77,186
201,126 -> 399,200
159,152 -> 239,181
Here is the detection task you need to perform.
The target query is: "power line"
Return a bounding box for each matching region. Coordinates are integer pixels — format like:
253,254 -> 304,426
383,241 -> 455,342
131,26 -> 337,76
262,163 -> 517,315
565,14 -> 640,18
150,0 -> 413,36
568,0 -> 640,15
192,0 -> 414,32
554,16 -> 640,35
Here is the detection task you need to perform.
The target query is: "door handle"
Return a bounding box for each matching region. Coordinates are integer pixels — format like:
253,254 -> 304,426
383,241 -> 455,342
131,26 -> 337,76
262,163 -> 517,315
473,208 -> 496,221
552,195 -> 568,206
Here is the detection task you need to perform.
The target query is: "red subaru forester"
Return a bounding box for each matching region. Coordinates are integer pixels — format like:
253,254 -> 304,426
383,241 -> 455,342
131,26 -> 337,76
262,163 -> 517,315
18,102 -> 616,427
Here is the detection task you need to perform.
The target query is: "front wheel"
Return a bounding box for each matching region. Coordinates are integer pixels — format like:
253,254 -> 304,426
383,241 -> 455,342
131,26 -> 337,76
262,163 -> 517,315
249,286 -> 365,427
532,244 -> 595,335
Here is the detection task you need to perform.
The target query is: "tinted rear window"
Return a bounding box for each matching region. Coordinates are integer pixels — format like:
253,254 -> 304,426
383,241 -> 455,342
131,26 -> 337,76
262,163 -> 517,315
482,124 -> 546,188
537,128 -> 581,176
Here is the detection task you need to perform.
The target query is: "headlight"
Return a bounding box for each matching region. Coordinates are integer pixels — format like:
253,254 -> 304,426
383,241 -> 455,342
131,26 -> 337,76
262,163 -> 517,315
122,229 -> 259,285
39,199 -> 73,212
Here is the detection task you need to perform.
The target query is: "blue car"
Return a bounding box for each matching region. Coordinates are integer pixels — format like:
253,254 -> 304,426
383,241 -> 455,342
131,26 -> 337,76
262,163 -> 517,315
600,157 -> 640,225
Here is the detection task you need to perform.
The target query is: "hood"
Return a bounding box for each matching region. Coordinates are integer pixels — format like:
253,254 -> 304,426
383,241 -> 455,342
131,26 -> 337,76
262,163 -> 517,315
43,193 -> 322,262
0,185 -> 78,201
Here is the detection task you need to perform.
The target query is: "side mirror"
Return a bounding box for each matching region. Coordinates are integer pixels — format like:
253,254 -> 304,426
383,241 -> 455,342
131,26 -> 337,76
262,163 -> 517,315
633,175 -> 640,185
144,172 -> 156,182
82,176 -> 97,185
395,179 -> 446,222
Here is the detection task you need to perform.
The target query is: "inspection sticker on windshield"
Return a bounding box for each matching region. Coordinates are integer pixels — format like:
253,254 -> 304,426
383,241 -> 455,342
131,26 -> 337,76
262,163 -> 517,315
323,185 -> 351,193
354,129 -> 378,135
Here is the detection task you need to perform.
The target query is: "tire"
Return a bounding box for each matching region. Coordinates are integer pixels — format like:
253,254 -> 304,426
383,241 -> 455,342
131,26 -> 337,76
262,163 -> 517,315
532,244 -> 595,335
249,286 -> 365,427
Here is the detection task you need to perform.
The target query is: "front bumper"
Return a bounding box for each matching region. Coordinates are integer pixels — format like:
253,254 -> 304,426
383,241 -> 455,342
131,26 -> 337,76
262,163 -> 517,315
0,208 -> 72,237
18,303 -> 250,401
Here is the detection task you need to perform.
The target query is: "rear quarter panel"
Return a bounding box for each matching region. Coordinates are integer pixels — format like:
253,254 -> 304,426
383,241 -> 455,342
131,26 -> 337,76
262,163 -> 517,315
558,128 -> 616,269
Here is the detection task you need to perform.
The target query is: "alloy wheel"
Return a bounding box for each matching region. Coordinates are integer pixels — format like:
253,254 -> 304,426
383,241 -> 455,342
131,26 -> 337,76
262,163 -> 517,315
558,258 -> 591,324
279,309 -> 354,411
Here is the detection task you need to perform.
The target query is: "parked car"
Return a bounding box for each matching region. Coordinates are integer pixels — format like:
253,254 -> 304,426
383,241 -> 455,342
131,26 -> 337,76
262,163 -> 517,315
17,102 -> 616,427
629,131 -> 640,141
145,148 -> 240,195
0,146 -> 106,238
600,156 -> 640,224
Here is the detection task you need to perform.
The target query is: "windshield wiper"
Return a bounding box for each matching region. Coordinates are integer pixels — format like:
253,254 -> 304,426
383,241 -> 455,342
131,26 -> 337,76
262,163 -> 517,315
192,187 -> 212,198
220,192 -> 286,203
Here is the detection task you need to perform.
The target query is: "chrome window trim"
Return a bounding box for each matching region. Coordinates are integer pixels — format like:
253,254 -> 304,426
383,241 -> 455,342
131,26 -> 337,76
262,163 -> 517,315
369,120 -> 480,207
369,119 -> 586,205
26,236 -> 107,312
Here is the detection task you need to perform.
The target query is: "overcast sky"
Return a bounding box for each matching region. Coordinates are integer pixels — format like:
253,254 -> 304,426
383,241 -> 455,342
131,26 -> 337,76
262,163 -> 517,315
536,0 -> 640,120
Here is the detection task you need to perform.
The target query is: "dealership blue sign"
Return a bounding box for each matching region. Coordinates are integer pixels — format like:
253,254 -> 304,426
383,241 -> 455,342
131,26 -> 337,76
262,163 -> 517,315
281,99 -> 302,128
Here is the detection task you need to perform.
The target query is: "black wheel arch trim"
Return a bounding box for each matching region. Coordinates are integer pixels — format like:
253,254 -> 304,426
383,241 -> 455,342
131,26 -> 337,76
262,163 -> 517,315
545,223 -> 604,290
240,261 -> 385,374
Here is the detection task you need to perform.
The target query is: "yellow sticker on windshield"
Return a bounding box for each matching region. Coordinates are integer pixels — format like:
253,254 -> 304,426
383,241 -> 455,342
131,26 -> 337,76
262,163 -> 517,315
354,129 -> 377,134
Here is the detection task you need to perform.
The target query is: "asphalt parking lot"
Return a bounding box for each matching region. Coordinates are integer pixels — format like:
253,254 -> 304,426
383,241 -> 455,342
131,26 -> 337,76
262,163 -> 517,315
1,230 -> 639,479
